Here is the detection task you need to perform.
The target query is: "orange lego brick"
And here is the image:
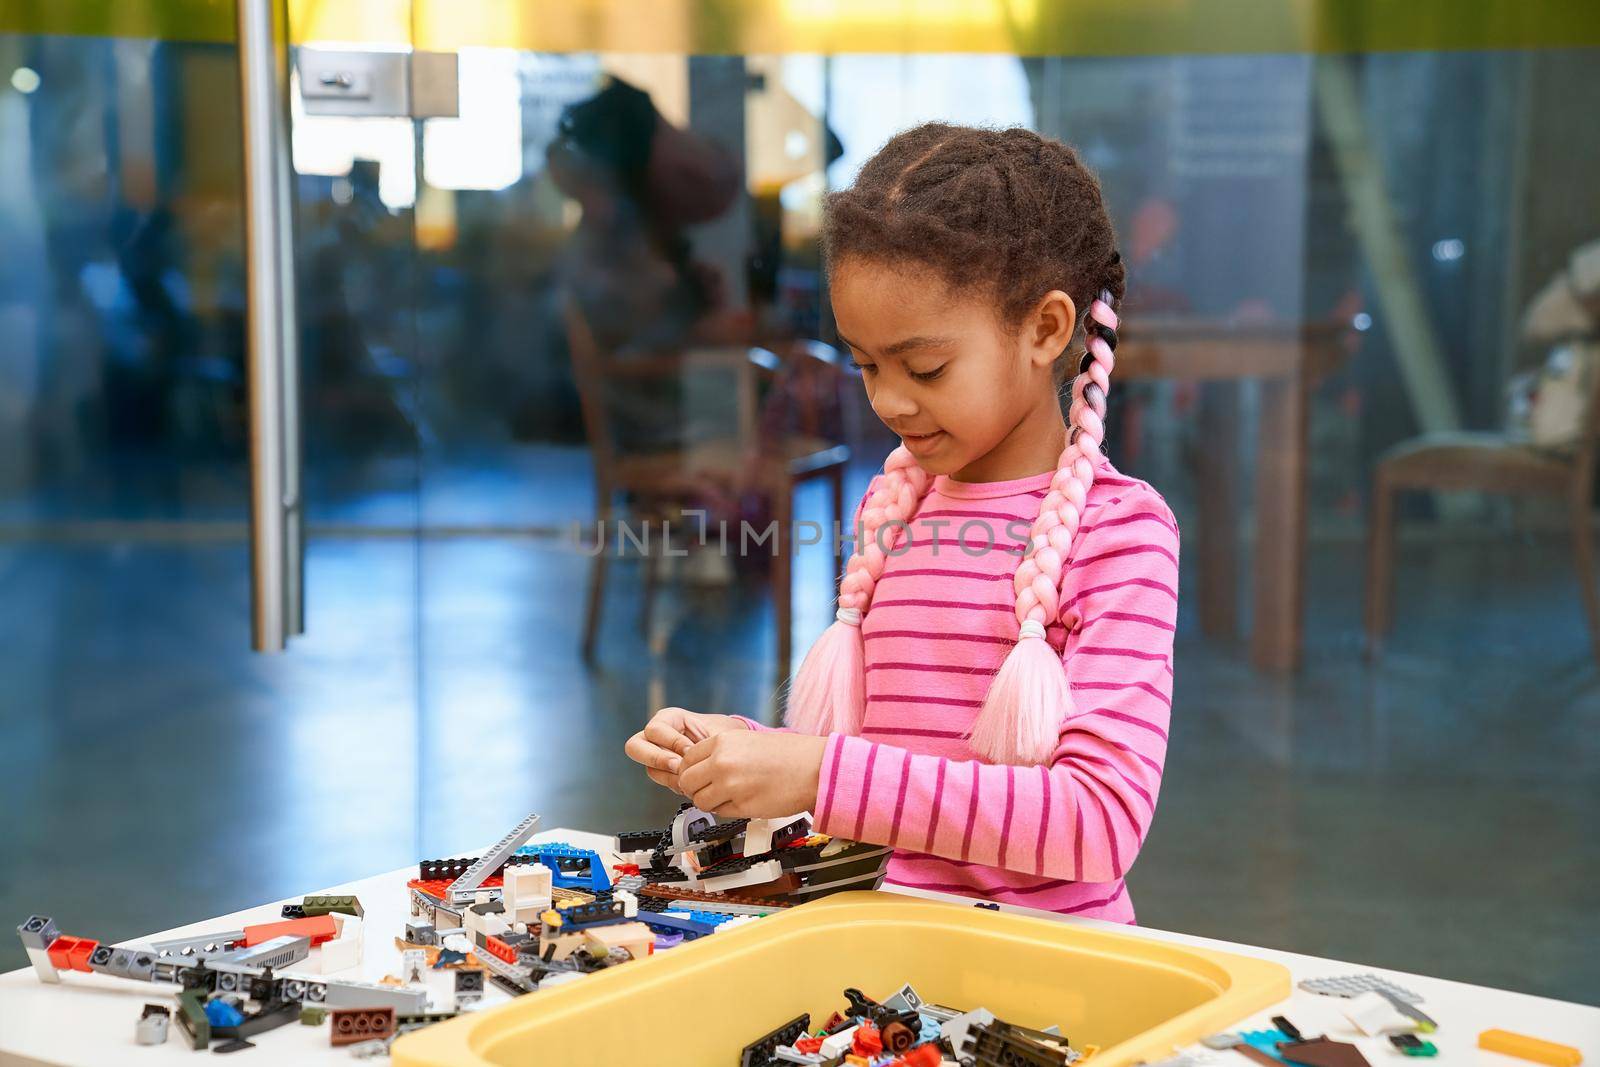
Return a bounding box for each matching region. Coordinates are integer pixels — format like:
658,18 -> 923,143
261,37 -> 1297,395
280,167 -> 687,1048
1478,1030 -> 1582,1067
66,937 -> 99,972
241,914 -> 337,948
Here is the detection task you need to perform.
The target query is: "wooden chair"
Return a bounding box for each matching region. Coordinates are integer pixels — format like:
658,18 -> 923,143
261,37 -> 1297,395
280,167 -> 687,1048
1365,357 -> 1600,664
563,294 -> 851,693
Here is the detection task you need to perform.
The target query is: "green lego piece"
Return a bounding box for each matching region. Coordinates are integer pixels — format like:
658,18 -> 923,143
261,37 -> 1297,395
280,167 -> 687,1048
300,1005 -> 328,1026
1400,1042 -> 1438,1057
301,895 -> 364,919
176,988 -> 210,1050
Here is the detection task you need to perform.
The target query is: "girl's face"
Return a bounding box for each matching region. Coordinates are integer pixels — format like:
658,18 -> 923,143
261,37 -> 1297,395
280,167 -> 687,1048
830,257 -> 1078,482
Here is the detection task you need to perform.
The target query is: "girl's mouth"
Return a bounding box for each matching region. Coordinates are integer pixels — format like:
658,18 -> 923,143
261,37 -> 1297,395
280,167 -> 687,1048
901,430 -> 945,452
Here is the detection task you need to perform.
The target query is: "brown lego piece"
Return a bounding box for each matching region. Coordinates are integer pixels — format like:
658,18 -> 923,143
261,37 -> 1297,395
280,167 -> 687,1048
1279,1039 -> 1372,1067
329,1007 -> 396,1047
1234,1045 -> 1283,1067
637,884 -> 792,909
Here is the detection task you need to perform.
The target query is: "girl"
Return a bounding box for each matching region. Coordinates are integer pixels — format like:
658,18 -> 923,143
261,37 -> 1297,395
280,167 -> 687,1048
625,123 -> 1178,923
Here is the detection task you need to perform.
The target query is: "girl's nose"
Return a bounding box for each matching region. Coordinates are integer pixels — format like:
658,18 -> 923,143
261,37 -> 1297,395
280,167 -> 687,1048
870,383 -> 918,423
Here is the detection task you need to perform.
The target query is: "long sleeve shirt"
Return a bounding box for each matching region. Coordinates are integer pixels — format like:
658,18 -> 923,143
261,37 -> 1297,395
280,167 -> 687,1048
744,454 -> 1179,922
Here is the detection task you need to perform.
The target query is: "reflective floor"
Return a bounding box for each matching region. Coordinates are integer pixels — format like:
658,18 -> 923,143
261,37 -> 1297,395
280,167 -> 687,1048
2,470 -> 1597,1006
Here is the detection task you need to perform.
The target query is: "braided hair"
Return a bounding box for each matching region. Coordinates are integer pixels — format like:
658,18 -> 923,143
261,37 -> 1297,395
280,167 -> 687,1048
785,123 -> 1126,767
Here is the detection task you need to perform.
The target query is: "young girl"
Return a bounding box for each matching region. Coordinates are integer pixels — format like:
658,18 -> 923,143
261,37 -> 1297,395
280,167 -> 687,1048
625,123 -> 1178,923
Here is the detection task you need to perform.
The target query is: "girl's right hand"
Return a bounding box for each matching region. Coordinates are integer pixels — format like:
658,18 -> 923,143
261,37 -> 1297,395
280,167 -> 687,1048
625,707 -> 746,793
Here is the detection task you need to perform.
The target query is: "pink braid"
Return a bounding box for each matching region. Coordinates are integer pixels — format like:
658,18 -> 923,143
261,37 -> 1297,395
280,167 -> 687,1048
786,445 -> 934,734
968,290 -> 1120,766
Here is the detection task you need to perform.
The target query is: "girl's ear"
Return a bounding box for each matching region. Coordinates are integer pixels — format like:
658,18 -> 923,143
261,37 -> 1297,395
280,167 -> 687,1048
1024,289 -> 1077,370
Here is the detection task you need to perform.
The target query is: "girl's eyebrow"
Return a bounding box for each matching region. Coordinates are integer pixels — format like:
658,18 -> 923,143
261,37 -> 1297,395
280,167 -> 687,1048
836,332 -> 958,358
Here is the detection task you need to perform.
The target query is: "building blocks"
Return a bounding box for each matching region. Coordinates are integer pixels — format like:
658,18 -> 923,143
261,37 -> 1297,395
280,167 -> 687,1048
14,809 -> 902,1061
329,1006 -> 397,1047
1477,1030 -> 1583,1067
448,812 -> 542,902
136,1003 -> 171,1045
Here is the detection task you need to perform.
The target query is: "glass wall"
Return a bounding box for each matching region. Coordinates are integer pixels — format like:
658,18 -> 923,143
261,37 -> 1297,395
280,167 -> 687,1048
2,4 -> 1596,1004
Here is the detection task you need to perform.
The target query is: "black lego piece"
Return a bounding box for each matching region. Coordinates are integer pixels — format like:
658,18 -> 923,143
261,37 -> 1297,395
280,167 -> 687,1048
212,999 -> 299,1041
975,902 -> 1001,910
212,1038 -> 256,1054
280,904 -> 306,919
965,1021 -> 1072,1067
740,1013 -> 810,1067
616,829 -> 664,853
1273,1016 -> 1305,1042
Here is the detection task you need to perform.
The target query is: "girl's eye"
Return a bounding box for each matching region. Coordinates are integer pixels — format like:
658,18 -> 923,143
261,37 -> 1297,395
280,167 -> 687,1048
911,365 -> 946,383
849,358 -> 876,375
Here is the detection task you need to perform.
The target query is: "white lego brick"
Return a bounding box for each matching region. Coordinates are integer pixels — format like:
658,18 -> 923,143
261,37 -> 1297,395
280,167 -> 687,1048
700,858 -> 783,892
24,945 -> 60,984
504,863 -> 553,912
1343,991 -> 1417,1035
317,929 -> 362,974
819,1026 -> 859,1058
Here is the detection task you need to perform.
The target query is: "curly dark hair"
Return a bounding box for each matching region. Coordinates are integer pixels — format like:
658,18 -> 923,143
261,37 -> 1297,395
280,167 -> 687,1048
822,123 -> 1124,380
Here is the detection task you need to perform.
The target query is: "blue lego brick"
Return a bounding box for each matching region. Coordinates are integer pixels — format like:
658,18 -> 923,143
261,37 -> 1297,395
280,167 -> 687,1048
663,909 -> 741,928
204,999 -> 247,1029
513,844 -> 612,892
636,912 -> 717,941
1239,1029 -> 1293,1063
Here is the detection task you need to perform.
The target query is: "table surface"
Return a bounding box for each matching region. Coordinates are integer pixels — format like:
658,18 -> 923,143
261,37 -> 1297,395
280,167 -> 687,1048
2,828 -> 1596,1067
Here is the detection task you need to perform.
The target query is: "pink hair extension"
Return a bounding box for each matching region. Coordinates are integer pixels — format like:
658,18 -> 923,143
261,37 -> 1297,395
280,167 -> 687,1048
785,445 -> 934,734
967,289 -> 1121,765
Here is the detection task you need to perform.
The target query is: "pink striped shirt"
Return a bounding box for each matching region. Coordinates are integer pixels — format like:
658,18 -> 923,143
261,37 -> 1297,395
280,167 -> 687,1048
748,454 -> 1178,923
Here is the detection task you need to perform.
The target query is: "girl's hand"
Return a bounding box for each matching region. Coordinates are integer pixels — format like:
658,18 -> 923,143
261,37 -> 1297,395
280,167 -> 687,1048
676,730 -> 827,819
625,707 -> 747,793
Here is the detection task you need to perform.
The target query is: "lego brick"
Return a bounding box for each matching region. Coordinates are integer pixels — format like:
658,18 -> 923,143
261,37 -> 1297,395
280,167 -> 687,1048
149,930 -> 248,956
22,945 -> 59,984
16,915 -> 60,952
275,975 -> 330,1004
176,987 -> 211,1051
301,1005 -> 329,1025
330,1006 -> 397,1047
241,914 -> 337,948
317,933 -> 362,974
448,812 -> 542,902
1299,974 -> 1421,1003
702,859 -> 784,893
404,918 -> 437,946
136,1004 -> 171,1045
220,934 -> 311,972
1477,1033 -> 1583,1067
212,1038 -> 256,1054
636,911 -> 716,941
636,884 -> 789,914
301,894 -> 364,919
743,1013 -> 811,1067
394,1010 -> 459,1032
65,936 -> 99,972
322,978 -> 429,1012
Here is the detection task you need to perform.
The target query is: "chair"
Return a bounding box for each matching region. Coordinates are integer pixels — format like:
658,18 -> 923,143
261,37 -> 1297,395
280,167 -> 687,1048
563,294 -> 851,693
1364,357 -> 1600,664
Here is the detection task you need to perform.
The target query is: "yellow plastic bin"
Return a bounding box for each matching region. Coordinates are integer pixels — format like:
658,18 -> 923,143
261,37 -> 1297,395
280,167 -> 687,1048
393,891 -> 1290,1067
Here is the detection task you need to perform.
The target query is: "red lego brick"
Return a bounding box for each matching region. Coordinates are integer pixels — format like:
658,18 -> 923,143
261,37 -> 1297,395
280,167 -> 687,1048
66,937 -> 99,972
48,936 -> 98,972
241,914 -> 337,948
406,875 -> 504,899
612,863 -> 641,876
483,936 -> 517,965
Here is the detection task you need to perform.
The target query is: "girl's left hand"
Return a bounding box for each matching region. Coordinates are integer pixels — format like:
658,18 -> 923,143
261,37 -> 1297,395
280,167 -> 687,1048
676,730 -> 828,819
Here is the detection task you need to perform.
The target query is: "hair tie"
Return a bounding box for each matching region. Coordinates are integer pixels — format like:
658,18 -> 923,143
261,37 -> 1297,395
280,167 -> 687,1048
1018,618 -> 1047,642
836,606 -> 862,627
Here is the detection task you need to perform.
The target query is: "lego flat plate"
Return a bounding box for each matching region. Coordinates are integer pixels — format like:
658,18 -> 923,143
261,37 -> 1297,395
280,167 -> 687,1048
2,829 -> 1597,1067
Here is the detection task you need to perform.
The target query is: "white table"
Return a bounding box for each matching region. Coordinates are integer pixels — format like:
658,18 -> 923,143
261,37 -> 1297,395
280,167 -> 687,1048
2,829 -> 1596,1066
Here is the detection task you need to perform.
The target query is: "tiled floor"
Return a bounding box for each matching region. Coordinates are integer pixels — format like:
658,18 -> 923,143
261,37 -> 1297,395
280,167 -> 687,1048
2,467 -> 1597,1006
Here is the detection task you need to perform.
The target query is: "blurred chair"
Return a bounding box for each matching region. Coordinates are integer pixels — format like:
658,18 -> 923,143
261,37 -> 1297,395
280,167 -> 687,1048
1365,349 -> 1600,664
563,294 -> 851,692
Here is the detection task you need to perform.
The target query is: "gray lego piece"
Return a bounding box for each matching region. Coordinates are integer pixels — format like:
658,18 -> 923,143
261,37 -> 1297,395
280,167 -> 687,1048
1299,974 -> 1422,1002
149,930 -> 247,957
136,1004 -> 171,1045
883,983 -> 924,1013
219,934 -> 310,972
87,944 -> 118,974
448,812 -> 541,902
404,919 -> 437,946
276,975 -> 330,1004
16,915 -> 60,951
322,978 -> 430,1013
466,937 -> 537,993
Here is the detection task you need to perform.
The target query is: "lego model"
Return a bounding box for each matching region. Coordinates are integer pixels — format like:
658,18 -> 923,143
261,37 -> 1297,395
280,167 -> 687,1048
15,807 -> 897,1059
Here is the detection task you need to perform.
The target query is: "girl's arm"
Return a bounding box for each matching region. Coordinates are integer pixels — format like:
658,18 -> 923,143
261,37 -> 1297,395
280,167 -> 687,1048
811,490 -> 1179,883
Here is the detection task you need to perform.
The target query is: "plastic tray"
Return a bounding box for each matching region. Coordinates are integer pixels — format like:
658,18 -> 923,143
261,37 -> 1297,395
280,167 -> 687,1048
393,891 -> 1290,1066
